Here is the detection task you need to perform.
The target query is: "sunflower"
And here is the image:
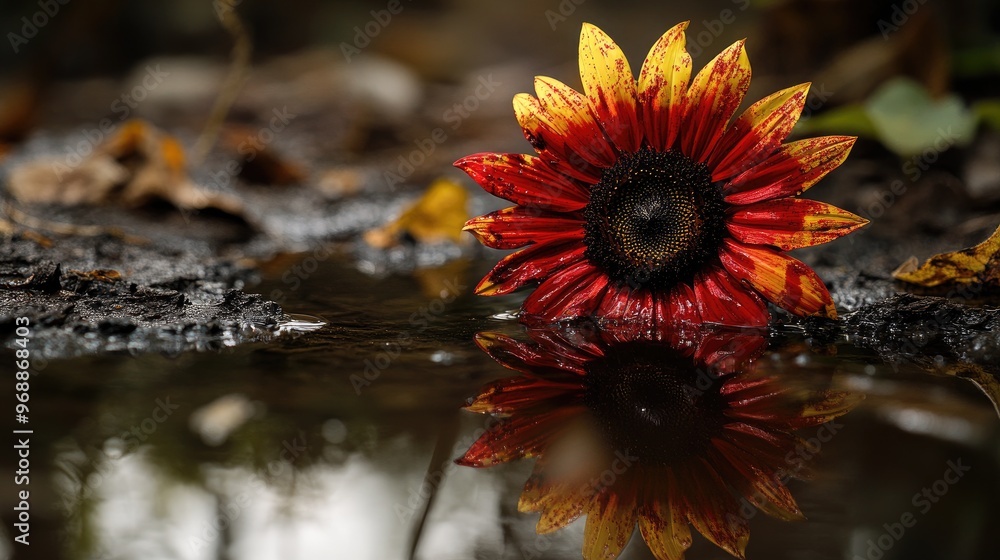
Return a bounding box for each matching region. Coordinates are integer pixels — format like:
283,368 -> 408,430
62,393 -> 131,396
457,326 -> 859,559
457,22 -> 867,327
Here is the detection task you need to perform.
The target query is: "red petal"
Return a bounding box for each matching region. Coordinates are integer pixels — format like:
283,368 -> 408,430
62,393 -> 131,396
666,282 -> 701,327
709,83 -> 810,181
455,407 -> 577,467
724,136 -> 855,205
719,239 -> 837,319
522,262 -> 609,323
513,82 -> 612,183
679,460 -> 750,558
727,198 -> 868,250
463,207 -> 584,249
455,153 -> 591,212
475,240 -> 586,296
473,332 -> 587,376
691,266 -> 770,327
464,375 -> 584,414
680,40 -> 751,163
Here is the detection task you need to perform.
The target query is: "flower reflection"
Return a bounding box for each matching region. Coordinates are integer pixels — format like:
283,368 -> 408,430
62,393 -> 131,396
457,326 -> 860,559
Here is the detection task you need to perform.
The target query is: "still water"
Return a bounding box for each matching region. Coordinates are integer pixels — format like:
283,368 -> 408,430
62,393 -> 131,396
4,255 -> 1000,560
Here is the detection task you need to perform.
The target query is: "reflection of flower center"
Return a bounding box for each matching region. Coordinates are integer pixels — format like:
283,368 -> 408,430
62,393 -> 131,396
582,343 -> 726,465
583,148 -> 726,289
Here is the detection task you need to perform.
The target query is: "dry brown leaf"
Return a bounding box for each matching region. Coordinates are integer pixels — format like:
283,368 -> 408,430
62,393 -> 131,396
364,178 -> 469,249
946,363 -> 1000,419
66,268 -> 122,283
893,225 -> 1000,288
6,120 -> 245,217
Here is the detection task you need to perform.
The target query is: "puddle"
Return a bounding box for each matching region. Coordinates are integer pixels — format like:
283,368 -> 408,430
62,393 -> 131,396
4,256 -> 1000,560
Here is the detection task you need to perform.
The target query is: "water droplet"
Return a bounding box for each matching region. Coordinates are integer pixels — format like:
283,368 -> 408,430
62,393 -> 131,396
489,310 -> 520,321
278,314 -> 327,334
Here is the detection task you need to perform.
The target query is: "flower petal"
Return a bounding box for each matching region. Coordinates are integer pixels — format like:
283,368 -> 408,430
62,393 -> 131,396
538,493 -> 588,534
727,198 -> 869,250
667,282 -> 701,327
719,239 -> 837,319
583,491 -> 638,560
455,152 -> 591,212
474,331 -> 587,376
637,21 -> 692,152
536,76 -> 619,168
710,440 -> 804,521
724,136 -> 856,205
464,375 -> 584,414
709,83 -> 810,181
455,407 -> 576,467
475,239 -> 586,296
638,476 -> 691,560
513,90 -> 610,183
639,509 -> 690,560
680,460 -> 750,558
522,262 -> 610,323
579,23 -> 641,153
463,206 -> 584,249
691,266 -> 769,327
680,40 -> 751,163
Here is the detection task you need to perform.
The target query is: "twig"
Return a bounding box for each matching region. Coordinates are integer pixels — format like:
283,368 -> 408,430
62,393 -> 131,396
190,3 -> 253,165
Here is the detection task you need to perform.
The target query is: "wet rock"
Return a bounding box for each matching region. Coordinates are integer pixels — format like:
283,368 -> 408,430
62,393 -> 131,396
0,231 -> 283,358
843,293 -> 1000,369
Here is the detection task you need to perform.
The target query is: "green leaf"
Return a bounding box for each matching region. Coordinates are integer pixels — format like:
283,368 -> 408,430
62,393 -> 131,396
794,104 -> 877,137
863,77 -> 978,157
973,99 -> 1000,131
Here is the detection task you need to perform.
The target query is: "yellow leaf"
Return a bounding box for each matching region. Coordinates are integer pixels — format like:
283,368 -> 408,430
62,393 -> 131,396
893,225 -> 1000,288
364,178 -> 469,248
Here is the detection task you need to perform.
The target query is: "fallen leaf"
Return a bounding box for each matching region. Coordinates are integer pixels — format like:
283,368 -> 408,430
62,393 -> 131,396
66,269 -> 123,283
6,120 -> 245,217
364,178 -> 469,248
948,363 -> 1000,419
894,225 -> 1000,288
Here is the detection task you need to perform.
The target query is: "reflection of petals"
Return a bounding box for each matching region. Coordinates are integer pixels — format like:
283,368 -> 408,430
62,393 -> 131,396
458,327 -> 860,560
584,491 -> 637,559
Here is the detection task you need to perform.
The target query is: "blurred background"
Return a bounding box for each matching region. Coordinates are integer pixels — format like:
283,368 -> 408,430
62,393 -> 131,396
1,1 -> 1000,560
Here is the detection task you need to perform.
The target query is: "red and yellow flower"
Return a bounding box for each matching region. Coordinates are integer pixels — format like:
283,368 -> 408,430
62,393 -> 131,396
457,326 -> 859,559
457,22 -> 866,327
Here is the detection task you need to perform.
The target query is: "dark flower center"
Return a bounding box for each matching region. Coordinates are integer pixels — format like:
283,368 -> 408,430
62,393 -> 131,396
583,148 -> 726,289
582,342 -> 727,466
